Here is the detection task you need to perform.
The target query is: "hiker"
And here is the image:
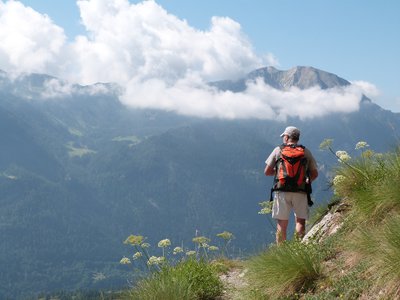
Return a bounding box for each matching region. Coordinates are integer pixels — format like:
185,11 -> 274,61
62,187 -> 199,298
264,126 -> 318,243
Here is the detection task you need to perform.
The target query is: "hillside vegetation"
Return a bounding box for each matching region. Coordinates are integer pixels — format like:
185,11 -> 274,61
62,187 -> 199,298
106,140 -> 400,300
3,69 -> 400,298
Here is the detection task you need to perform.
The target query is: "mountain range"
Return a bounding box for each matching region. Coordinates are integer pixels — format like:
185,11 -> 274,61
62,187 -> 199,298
1,66 -> 399,298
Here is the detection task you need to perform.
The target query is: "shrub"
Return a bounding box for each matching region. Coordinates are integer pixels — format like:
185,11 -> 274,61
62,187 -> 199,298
246,240 -> 323,299
126,258 -> 223,300
322,140 -> 400,222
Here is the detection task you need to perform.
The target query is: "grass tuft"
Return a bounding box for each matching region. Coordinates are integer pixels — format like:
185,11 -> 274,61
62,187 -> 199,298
349,215 -> 400,297
246,240 -> 323,299
125,258 -> 223,300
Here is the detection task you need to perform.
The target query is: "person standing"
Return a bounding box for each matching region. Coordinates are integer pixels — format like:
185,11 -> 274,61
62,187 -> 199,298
264,126 -> 318,243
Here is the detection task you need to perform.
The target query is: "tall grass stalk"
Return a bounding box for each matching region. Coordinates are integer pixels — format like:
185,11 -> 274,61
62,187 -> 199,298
334,150 -> 400,222
246,240 -> 323,299
350,215 -> 400,296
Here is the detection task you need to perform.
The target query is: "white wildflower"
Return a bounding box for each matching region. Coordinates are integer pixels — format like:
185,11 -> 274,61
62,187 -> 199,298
186,250 -> 196,257
333,175 -> 346,186
355,141 -> 369,150
216,231 -> 234,240
147,256 -> 165,266
124,235 -> 144,246
192,236 -> 210,246
173,247 -> 183,255
141,243 -> 150,248
158,239 -> 171,248
119,257 -> 131,265
336,150 -> 351,162
132,252 -> 142,260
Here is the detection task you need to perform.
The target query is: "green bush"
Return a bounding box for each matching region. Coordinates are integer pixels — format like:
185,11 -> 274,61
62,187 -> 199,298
246,240 -> 323,299
126,258 -> 223,300
329,145 -> 400,223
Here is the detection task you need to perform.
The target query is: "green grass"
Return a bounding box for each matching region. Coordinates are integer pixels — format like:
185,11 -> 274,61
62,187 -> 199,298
333,150 -> 400,223
324,145 -> 400,298
348,215 -> 400,297
304,262 -> 370,300
245,240 -> 323,299
240,145 -> 400,299
125,259 -> 223,300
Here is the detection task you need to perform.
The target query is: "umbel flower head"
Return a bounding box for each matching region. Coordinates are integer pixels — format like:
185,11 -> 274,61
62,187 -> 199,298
216,231 -> 234,240
333,175 -> 346,186
319,138 -> 333,150
147,256 -> 165,266
141,242 -> 150,248
124,235 -> 144,246
158,239 -> 171,248
132,252 -> 142,260
186,250 -> 196,256
173,247 -> 183,255
208,246 -> 219,251
258,201 -> 273,215
120,257 -> 131,265
193,236 -> 211,246
355,141 -> 369,150
336,150 -> 351,162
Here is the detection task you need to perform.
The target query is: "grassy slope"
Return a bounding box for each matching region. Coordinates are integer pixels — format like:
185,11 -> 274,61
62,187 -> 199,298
239,144 -> 400,300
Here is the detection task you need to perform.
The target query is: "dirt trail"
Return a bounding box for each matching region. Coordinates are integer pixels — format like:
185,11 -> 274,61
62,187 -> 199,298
218,267 -> 248,300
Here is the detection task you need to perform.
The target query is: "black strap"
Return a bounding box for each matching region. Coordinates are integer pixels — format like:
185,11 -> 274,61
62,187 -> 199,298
270,186 -> 313,207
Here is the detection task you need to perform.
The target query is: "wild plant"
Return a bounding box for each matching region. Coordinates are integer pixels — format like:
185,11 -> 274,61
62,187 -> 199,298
349,214 -> 400,297
319,139 -> 400,221
246,239 -> 323,299
192,236 -> 211,260
119,231 -> 234,299
125,258 -> 223,300
216,231 -> 234,258
258,201 -> 276,233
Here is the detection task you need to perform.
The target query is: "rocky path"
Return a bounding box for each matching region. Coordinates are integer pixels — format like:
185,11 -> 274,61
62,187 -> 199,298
218,267 -> 248,300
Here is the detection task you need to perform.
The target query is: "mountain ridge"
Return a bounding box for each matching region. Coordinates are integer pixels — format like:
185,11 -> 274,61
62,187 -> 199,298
209,65 -> 351,92
1,65 -> 400,298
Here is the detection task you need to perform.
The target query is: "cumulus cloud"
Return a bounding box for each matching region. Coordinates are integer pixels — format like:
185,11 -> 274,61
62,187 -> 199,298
0,0 -> 66,74
69,0 -> 265,85
40,79 -> 114,99
121,77 -> 366,120
350,80 -> 380,98
0,0 -> 376,120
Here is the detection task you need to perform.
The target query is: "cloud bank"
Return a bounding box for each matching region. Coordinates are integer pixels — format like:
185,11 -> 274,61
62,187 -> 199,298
0,0 -> 377,120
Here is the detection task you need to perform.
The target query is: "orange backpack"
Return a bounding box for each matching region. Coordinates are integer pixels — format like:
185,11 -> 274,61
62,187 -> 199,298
270,144 -> 313,206
275,144 -> 307,191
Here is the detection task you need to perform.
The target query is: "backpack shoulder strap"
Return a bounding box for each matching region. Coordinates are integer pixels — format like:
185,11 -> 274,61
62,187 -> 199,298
280,143 -> 305,149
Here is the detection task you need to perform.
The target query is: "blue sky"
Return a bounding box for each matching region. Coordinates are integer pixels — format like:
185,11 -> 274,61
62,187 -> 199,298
2,0 -> 400,117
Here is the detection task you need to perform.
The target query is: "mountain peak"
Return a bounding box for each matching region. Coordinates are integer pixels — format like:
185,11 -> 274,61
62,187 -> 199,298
210,65 -> 351,92
248,66 -> 350,90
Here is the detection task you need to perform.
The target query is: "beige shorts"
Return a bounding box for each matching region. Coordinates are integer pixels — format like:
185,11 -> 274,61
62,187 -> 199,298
272,191 -> 309,220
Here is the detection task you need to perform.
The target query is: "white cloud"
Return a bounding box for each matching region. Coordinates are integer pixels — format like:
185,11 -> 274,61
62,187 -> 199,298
69,0 -> 264,85
350,80 -> 380,98
40,79 -> 114,99
0,0 -> 376,120
0,0 -> 66,74
121,76 -> 366,120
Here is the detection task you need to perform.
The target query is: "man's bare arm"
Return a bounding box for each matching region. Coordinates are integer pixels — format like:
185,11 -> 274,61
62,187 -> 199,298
264,164 -> 275,176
